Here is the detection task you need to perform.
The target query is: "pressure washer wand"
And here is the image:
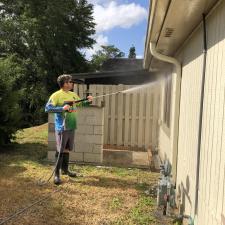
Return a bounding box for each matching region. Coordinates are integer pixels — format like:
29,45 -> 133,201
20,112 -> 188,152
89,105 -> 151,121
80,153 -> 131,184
92,91 -> 122,99
64,91 -> 122,105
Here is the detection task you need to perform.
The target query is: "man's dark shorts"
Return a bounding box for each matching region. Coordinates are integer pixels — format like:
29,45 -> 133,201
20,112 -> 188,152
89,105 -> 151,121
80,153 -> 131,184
55,130 -> 75,153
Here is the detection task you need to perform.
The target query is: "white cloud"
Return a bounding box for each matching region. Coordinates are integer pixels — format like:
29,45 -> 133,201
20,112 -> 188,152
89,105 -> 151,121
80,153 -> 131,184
136,55 -> 143,59
84,1 -> 147,59
93,1 -> 147,33
84,34 -> 109,60
88,0 -> 118,5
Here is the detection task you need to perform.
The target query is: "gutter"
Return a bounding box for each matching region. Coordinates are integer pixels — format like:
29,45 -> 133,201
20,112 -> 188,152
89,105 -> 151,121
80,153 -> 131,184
143,0 -> 156,69
144,0 -> 171,69
150,42 -> 182,185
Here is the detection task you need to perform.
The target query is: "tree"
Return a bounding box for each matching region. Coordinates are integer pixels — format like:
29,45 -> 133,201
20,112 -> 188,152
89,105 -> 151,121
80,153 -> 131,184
128,45 -> 136,59
0,56 -> 23,144
91,45 -> 125,71
0,0 -> 96,129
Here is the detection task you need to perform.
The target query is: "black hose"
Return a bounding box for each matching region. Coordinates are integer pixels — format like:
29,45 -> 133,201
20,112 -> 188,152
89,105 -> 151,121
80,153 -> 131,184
0,117 -> 67,224
38,128 -> 65,186
37,150 -> 61,186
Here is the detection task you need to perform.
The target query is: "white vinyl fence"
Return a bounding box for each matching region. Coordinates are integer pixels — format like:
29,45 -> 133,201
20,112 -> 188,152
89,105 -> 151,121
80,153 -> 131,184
74,84 -> 161,150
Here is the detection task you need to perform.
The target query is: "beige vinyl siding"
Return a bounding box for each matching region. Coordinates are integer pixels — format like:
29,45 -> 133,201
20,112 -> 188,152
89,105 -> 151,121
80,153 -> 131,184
197,2 -> 225,224
176,25 -> 203,217
158,126 -> 171,161
173,1 -> 225,224
158,71 -> 173,162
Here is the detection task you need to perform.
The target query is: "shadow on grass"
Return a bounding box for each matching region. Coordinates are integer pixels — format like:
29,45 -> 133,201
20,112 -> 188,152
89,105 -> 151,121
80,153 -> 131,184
75,175 -> 153,192
0,142 -> 48,165
0,174 -> 79,225
0,142 -> 89,225
0,142 -> 51,189
1,164 -> 27,178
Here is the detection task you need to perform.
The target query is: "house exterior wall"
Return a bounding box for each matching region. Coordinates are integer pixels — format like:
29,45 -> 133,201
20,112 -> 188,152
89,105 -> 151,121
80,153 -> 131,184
158,70 -> 181,182
158,72 -> 173,163
158,126 -> 171,161
175,24 -> 204,218
159,1 -> 225,224
197,2 -> 225,224
154,1 -> 225,224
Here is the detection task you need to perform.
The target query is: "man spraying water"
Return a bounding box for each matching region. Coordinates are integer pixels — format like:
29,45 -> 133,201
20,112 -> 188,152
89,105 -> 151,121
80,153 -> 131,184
45,74 -> 93,185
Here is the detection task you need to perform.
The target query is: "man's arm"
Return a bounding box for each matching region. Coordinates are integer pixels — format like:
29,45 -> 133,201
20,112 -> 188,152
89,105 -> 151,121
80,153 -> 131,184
45,99 -> 63,113
75,95 -> 93,107
45,98 -> 71,113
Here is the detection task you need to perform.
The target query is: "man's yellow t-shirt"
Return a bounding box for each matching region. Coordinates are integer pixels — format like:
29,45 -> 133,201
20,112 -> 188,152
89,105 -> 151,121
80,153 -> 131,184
45,89 -> 89,131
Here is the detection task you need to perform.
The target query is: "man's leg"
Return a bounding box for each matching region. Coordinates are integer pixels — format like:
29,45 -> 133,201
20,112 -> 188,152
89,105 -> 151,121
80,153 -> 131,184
54,131 -> 67,185
61,151 -> 77,177
61,130 -> 77,177
54,152 -> 63,185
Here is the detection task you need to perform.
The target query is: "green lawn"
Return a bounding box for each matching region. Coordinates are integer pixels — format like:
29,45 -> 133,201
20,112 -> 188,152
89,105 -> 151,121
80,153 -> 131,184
0,124 -> 172,225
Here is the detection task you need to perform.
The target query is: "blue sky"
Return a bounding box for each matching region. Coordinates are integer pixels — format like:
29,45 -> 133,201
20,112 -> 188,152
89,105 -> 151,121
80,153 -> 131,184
85,0 -> 150,59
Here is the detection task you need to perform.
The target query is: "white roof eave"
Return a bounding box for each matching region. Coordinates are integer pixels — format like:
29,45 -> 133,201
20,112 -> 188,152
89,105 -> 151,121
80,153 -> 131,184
144,0 -> 219,72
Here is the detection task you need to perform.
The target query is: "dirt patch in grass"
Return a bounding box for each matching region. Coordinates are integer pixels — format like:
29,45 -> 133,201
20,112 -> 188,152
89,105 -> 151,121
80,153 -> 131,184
0,124 -> 173,225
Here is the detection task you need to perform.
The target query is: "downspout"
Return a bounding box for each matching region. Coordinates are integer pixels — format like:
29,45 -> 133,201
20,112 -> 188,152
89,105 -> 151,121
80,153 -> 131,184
150,42 -> 181,185
194,13 -> 207,215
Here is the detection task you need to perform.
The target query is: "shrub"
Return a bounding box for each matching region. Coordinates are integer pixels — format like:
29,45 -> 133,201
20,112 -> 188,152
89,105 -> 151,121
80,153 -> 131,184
0,55 -> 23,144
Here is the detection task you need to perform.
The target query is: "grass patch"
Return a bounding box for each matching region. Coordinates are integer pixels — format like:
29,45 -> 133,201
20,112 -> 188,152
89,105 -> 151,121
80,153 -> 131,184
113,195 -> 157,225
136,182 -> 150,191
15,124 -> 48,145
109,167 -> 139,177
0,124 -> 172,225
109,196 -> 124,211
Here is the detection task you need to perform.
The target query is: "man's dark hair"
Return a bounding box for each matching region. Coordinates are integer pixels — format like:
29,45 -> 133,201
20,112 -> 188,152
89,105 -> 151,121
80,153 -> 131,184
57,74 -> 72,88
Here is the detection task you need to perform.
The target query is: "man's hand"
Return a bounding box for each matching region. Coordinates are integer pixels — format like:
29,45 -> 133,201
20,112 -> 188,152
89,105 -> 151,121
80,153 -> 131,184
87,95 -> 93,102
63,104 -> 71,111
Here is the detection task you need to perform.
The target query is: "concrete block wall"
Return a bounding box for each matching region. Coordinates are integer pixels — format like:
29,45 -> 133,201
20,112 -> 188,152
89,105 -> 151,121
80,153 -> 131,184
48,106 -> 104,164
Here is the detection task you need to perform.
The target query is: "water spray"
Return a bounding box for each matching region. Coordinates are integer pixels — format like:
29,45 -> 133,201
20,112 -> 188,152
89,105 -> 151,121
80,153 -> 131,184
66,81 -> 160,105
64,91 -> 122,106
